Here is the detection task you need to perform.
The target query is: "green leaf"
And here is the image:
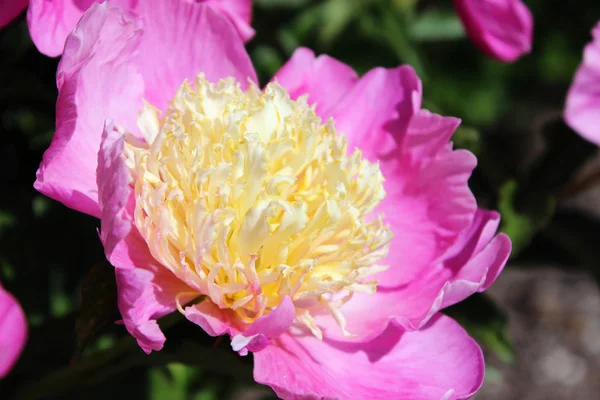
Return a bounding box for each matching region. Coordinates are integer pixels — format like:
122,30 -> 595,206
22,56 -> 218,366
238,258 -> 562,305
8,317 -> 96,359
50,267 -> 72,319
537,33 -> 581,84
410,10 -> 465,42
251,45 -> 285,82
0,261 -> 15,281
498,180 -> 554,258
277,0 -> 372,52
359,6 -> 426,77
0,210 -> 16,238
498,119 -> 596,257
319,0 -> 358,46
150,363 -> 197,400
192,382 -> 220,400
276,5 -> 322,55
452,125 -> 481,156
31,196 -> 51,218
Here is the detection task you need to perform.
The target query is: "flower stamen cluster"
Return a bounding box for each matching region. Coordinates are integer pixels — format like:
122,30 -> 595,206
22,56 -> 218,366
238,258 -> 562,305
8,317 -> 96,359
125,75 -> 392,337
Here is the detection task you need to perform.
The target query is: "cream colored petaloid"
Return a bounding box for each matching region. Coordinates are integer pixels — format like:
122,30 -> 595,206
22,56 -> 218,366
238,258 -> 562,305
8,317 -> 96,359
123,75 -> 392,338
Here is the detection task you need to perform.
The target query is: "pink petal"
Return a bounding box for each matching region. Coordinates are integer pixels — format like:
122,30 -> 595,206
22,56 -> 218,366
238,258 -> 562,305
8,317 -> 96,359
254,314 -> 484,400
96,120 -> 132,259
0,284 -> 27,378
376,145 -> 478,287
35,1 -> 257,217
274,55 -> 499,341
202,0 -> 254,42
326,67 -> 476,287
185,300 -> 238,337
34,2 -> 145,217
0,0 -> 28,28
275,54 -> 421,155
134,0 -> 257,110
37,1 -> 258,354
442,209 -> 509,288
27,0 -> 92,57
231,297 -> 295,354
316,209 -> 511,342
26,0 -> 133,58
26,0 -> 253,57
273,47 -> 359,117
565,22 -> 600,146
401,109 -> 462,163
115,266 -> 185,354
388,208 -> 510,324
243,297 -> 294,338
454,0 -> 533,62
185,297 -> 295,355
275,59 -> 474,276
328,65 -> 422,159
97,121 -> 190,354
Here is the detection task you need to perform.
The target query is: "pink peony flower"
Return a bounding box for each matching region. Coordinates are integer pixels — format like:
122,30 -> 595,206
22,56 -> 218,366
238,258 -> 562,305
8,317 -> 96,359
0,0 -> 253,57
35,1 -> 511,398
453,0 -> 533,62
0,283 -> 27,378
565,22 -> 600,146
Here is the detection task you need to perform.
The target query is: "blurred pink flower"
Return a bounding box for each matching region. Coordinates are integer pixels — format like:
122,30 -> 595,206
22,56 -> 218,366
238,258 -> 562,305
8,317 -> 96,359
0,283 -> 27,378
35,1 -> 511,398
565,22 -> 600,145
454,0 -> 533,62
0,0 -> 253,57
0,0 -> 27,28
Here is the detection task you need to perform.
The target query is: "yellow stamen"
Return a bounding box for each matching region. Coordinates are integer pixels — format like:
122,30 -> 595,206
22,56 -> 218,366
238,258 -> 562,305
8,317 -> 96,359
124,75 -> 392,336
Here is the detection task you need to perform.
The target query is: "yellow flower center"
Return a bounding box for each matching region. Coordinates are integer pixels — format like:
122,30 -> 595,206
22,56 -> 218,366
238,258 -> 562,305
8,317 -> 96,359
124,75 -> 392,338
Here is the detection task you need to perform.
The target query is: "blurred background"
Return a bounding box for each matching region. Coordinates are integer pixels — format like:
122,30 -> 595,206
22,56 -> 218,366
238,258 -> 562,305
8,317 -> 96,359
1,0 -> 600,399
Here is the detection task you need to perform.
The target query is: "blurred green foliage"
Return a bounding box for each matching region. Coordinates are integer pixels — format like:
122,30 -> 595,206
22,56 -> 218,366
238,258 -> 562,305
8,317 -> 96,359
2,0 -> 600,398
